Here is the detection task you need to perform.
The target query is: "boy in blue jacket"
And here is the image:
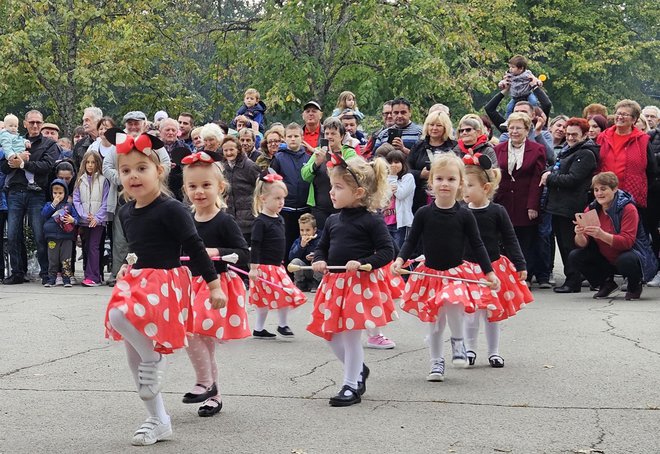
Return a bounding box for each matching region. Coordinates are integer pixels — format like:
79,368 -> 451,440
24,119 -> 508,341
41,179 -> 79,287
288,213 -> 322,292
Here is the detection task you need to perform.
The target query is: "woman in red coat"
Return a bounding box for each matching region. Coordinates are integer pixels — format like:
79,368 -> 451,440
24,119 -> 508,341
494,112 -> 547,269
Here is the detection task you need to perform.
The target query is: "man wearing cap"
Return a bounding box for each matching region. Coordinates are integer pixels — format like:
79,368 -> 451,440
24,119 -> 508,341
73,106 -> 103,170
40,123 -> 60,141
302,101 -> 324,154
123,111 -> 147,137
1,110 -> 60,285
340,109 -> 367,154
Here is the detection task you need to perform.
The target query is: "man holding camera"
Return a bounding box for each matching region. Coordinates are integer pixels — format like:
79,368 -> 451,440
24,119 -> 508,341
374,97 -> 422,155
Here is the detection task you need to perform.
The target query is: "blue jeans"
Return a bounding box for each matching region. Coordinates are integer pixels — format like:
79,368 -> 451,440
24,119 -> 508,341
527,210 -> 553,283
387,224 -> 407,252
505,91 -> 539,118
7,190 -> 48,278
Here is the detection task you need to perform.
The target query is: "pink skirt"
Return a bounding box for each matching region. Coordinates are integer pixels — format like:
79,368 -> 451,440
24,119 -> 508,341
472,256 -> 533,320
401,263 -> 493,323
190,271 -> 251,340
104,266 -> 193,354
249,264 -> 307,310
307,268 -> 399,340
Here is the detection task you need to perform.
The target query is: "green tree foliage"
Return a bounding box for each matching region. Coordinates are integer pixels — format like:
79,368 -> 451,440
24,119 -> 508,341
0,0 -> 657,133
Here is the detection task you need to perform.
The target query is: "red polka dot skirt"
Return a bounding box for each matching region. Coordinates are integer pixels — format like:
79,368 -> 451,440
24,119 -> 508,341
472,256 -> 533,320
249,264 -> 307,310
104,266 -> 193,354
400,263 -> 489,323
307,268 -> 400,341
190,271 -> 251,341
383,261 -> 405,302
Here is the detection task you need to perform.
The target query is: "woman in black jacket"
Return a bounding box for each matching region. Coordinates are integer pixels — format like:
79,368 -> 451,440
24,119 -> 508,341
540,117 -> 599,293
407,111 -> 457,212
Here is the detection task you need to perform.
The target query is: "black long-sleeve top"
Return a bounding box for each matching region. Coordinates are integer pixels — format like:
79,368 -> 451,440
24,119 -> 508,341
186,211 -> 250,276
463,202 -> 526,271
118,196 -> 217,283
313,207 -> 394,272
398,202 -> 493,273
484,87 -> 553,134
250,213 -> 286,265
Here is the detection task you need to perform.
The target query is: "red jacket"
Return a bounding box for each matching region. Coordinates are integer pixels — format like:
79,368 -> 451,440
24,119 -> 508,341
597,126 -> 650,207
494,139 -> 547,227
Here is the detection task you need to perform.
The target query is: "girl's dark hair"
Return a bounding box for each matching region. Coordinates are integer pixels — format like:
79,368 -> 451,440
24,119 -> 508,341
385,149 -> 409,178
96,116 -> 116,130
55,160 -> 75,174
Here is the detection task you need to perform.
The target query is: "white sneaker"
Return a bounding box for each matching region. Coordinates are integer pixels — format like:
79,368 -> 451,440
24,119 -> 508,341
427,359 -> 445,382
69,276 -> 77,285
55,274 -> 64,286
647,272 -> 660,287
131,417 -> 172,446
138,355 -> 167,400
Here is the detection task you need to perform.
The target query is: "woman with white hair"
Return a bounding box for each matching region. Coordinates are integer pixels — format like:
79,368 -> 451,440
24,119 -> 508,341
200,123 -> 225,160
452,114 -> 498,166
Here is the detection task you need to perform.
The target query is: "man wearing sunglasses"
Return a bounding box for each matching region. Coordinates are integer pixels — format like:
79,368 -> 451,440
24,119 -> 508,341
1,110 -> 60,285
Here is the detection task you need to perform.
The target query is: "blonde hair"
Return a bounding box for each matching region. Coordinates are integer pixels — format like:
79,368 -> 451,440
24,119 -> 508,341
465,165 -> 502,200
329,156 -> 391,212
117,149 -> 172,201
506,112 -> 531,130
336,91 -> 357,110
252,178 -> 288,216
190,126 -> 203,139
428,153 -> 465,201
182,161 -> 228,210
245,88 -> 260,100
75,150 -> 103,189
3,114 -> 18,125
422,111 -> 454,142
298,212 -> 317,229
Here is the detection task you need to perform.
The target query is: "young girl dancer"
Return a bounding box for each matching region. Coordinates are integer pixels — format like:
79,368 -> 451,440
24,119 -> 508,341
462,153 -> 533,368
181,151 -> 251,417
249,173 -> 306,339
73,150 -> 110,286
103,130 -> 226,446
308,154 -> 399,407
391,153 -> 499,382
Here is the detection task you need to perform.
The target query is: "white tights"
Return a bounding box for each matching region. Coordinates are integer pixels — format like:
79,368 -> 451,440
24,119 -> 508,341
428,304 -> 465,362
108,308 -> 170,424
465,310 -> 501,357
254,307 -> 290,331
185,334 -> 218,391
327,330 -> 364,389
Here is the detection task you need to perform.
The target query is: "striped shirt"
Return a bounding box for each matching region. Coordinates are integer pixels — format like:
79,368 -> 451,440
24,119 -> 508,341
374,122 -> 423,152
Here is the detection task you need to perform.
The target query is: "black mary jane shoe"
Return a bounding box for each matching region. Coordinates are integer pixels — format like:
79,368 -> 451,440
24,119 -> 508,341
198,397 -> 223,417
182,383 -> 218,404
357,364 -> 370,396
489,355 -> 505,368
329,385 -> 361,407
466,350 -> 477,366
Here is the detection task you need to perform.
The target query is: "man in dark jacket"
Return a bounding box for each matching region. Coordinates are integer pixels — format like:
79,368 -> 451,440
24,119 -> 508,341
646,124 -> 660,286
1,110 -> 60,284
73,106 -> 103,171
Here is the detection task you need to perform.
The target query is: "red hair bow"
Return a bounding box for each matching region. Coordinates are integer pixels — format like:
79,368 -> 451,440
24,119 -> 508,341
105,128 -> 164,156
462,152 -> 492,169
326,152 -> 347,169
181,151 -> 214,165
260,173 -> 283,183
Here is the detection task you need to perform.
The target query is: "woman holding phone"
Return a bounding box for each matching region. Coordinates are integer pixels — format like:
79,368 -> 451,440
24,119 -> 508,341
539,117 -> 599,293
301,117 -> 357,230
407,111 -> 457,213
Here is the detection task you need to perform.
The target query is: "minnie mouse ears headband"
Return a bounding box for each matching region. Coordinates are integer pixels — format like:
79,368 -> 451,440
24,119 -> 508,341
326,152 -> 360,187
105,128 -> 164,156
180,151 -> 222,166
462,153 -> 493,181
259,169 -> 283,183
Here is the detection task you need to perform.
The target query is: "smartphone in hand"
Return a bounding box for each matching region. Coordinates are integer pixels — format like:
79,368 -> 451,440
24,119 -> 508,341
387,128 -> 402,144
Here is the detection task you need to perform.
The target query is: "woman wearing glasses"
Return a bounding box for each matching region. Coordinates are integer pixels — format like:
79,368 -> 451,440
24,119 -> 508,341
597,100 -> 653,215
453,114 -> 498,166
255,126 -> 285,171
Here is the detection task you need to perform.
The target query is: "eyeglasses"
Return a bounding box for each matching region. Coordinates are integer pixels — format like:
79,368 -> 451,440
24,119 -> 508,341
458,127 -> 474,134
508,126 -> 526,131
382,112 -> 393,117
267,140 -> 281,145
27,121 -> 43,125
615,113 -> 632,118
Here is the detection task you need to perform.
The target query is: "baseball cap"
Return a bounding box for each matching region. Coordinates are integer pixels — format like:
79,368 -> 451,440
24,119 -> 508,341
303,101 -> 322,111
154,110 -> 168,122
41,123 -> 60,132
123,111 -> 147,122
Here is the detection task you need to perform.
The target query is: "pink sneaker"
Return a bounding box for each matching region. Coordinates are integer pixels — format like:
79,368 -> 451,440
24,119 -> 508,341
81,279 -> 100,287
367,334 -> 396,349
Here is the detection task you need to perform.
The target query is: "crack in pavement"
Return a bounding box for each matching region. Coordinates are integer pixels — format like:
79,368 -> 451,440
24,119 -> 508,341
289,359 -> 333,384
0,346 -> 110,378
591,408 -> 606,451
591,301 -> 660,358
371,399 -> 390,411
372,347 -> 426,363
307,377 -> 336,398
2,387 -> 658,412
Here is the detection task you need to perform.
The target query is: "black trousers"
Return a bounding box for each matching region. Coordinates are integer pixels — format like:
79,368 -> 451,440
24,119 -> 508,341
552,215 -> 581,287
514,225 -> 538,274
568,242 -> 642,287
281,208 -> 309,261
645,192 -> 660,263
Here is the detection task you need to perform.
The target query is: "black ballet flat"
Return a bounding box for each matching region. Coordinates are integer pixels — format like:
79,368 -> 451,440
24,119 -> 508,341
182,383 -> 218,404
329,385 -> 361,407
198,397 -> 223,417
357,364 -> 370,396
